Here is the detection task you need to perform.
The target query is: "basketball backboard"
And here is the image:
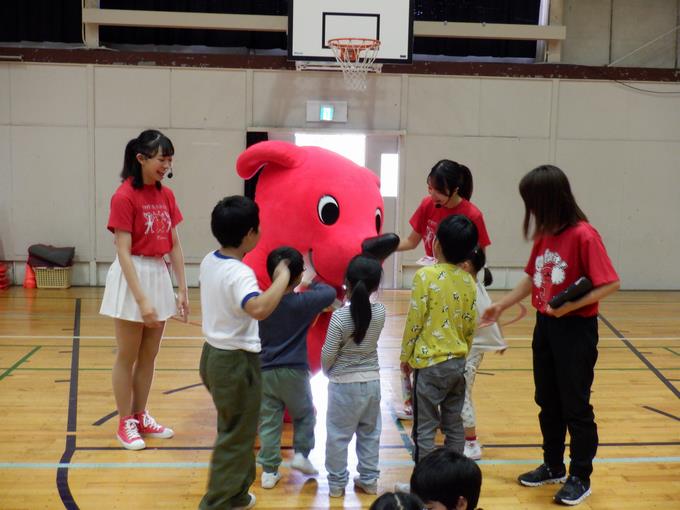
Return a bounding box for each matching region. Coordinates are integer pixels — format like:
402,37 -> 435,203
288,0 -> 414,64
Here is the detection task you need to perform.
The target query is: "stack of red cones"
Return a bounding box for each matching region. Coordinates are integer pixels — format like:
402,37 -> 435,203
0,263 -> 9,290
23,263 -> 36,289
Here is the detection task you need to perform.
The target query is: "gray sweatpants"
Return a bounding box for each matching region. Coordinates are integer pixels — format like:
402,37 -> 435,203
412,356 -> 467,462
325,380 -> 381,489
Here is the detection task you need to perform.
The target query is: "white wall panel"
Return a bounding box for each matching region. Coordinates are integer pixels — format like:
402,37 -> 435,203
406,76 -> 479,136
624,82 -> 680,141
618,141 -> 680,288
558,81 -> 631,140
252,70 -> 402,130
10,64 -> 87,126
95,67 -> 171,128
170,69 -> 247,129
0,64 -> 9,124
163,129 -> 246,262
479,78 -> 552,138
0,126 -> 12,260
10,126 -> 91,259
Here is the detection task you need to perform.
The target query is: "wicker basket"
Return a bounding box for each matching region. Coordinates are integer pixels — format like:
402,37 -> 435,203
34,266 -> 72,289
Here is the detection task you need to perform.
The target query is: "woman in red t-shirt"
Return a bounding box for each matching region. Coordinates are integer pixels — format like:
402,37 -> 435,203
398,159 -> 491,262
483,165 -> 619,506
395,160 -> 492,422
100,130 -> 189,450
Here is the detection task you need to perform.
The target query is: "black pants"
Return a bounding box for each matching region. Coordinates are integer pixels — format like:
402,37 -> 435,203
533,312 -> 599,481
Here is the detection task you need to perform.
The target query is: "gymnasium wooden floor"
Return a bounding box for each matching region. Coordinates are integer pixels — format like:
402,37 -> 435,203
0,287 -> 678,509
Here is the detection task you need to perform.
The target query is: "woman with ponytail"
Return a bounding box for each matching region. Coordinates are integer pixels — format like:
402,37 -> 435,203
322,254 -> 385,499
100,129 -> 189,450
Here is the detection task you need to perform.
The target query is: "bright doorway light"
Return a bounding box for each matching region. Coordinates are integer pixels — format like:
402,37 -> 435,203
380,153 -> 399,197
295,133 -> 366,167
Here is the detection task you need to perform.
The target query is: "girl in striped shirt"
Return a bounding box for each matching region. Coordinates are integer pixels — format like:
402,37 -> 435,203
322,254 -> 386,499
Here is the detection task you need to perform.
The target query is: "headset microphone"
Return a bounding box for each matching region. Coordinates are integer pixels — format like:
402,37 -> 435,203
167,168 -> 174,179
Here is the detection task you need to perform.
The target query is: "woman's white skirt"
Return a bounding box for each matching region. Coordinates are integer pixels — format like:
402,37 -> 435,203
100,256 -> 177,323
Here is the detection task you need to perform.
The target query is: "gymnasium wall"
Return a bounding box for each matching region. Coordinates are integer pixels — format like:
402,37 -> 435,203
0,62 -> 678,289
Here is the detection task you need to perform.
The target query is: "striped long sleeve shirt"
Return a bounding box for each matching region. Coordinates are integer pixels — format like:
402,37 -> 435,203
321,302 -> 385,383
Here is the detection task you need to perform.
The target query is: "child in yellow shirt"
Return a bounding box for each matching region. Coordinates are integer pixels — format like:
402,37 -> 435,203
400,215 -> 478,462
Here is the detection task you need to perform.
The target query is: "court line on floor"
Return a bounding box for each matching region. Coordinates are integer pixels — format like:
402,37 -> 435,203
56,298 -> 81,510
599,313 -> 680,399
3,456 -> 680,470
0,345 -> 41,381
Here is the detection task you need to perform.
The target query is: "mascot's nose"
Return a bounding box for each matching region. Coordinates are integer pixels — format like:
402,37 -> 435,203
361,233 -> 400,261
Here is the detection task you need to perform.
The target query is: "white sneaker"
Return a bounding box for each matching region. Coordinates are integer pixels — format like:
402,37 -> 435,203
329,486 -> 345,498
233,493 -> 256,509
464,439 -> 482,460
353,476 -> 378,495
291,452 -> 318,475
394,482 -> 410,493
261,471 -> 281,489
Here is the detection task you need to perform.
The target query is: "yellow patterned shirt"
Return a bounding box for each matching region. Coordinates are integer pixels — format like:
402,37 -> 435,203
400,263 -> 477,369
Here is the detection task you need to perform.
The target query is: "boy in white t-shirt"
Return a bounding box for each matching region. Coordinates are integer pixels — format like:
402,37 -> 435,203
198,196 -> 290,510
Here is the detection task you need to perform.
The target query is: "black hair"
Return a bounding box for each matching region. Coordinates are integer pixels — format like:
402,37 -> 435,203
369,491 -> 424,510
436,215 -> 478,265
410,448 -> 482,510
345,254 -> 382,345
466,245 -> 493,287
266,246 -> 303,287
519,164 -> 588,240
121,129 -> 174,190
428,159 -> 474,201
210,195 -> 259,248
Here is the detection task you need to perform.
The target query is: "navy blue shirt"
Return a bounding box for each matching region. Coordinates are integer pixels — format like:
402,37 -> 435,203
259,282 -> 336,371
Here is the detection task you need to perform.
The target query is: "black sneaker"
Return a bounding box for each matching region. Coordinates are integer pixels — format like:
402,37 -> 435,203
518,464 -> 567,487
554,476 -> 591,505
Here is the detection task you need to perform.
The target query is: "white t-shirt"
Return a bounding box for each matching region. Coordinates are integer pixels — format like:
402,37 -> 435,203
199,251 -> 261,352
470,281 -> 508,355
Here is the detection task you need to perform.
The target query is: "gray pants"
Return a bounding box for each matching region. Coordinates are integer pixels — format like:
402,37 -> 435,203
325,380 -> 381,489
257,367 -> 316,473
412,357 -> 466,462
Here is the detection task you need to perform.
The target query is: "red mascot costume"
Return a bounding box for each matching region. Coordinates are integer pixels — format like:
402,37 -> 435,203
236,140 -> 390,374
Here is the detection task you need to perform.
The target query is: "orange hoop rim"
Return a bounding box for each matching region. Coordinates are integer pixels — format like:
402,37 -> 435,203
328,37 -> 381,52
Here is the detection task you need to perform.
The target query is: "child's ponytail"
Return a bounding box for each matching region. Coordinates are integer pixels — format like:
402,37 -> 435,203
345,254 -> 383,345
349,280 -> 371,344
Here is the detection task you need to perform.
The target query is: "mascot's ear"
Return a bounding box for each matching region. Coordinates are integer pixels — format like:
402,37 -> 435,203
236,141 -> 308,179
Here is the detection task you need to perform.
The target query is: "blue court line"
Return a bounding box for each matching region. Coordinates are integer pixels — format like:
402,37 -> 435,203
2,457 -> 680,470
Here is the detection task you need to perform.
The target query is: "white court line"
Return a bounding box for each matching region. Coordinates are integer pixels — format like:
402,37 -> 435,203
2,457 -> 680,470
0,335 -> 204,340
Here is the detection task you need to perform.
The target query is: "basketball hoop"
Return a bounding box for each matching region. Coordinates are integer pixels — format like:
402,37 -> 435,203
328,38 -> 381,91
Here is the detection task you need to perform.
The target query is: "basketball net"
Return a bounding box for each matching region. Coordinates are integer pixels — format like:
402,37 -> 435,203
328,38 -> 381,91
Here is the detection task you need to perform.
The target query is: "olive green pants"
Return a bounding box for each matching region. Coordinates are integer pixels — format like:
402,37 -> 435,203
199,343 -> 261,510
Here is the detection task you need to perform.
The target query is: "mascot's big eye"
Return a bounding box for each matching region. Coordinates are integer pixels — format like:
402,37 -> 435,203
375,208 -> 383,233
318,195 -> 340,225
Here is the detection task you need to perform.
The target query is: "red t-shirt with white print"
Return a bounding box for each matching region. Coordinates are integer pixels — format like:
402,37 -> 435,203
524,221 -> 618,317
409,196 -> 491,257
107,178 -> 183,257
